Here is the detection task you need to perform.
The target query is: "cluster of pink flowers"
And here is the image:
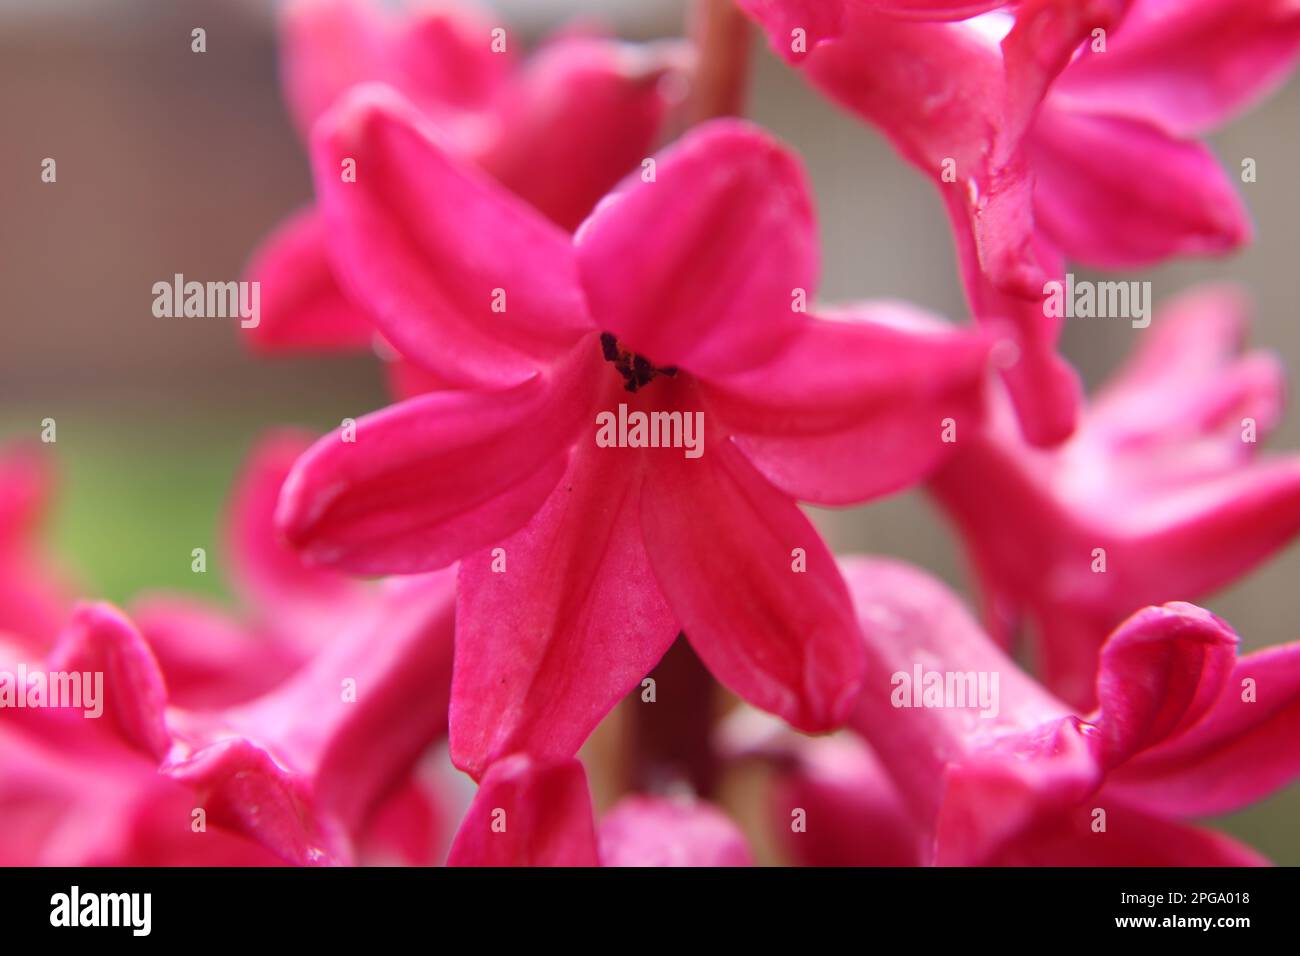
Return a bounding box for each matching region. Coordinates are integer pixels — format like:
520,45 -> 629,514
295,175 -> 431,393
4,0 -> 1300,866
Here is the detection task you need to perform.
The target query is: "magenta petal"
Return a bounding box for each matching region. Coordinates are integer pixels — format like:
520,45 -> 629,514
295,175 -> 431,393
478,36 -> 685,232
450,441 -> 678,779
1089,284 -> 1282,451
1091,603 -> 1238,768
280,0 -> 506,138
0,709 -> 278,866
0,443 -> 68,645
242,208 -> 376,354
641,434 -> 864,733
989,799 -> 1270,866
130,597 -> 301,710
769,735 -> 925,866
164,737 -> 349,866
575,120 -> 815,379
1106,642 -> 1300,817
446,755 -> 599,867
311,86 -> 593,387
934,717 -> 1100,866
277,371 -> 584,574
839,556 -> 1073,823
227,430 -> 362,613
280,0 -> 390,137
356,774 -> 445,866
1029,104 -> 1252,267
1050,0 -> 1300,138
597,796 -> 753,867
219,569 -> 457,836
705,301 -> 989,504
46,603 -> 171,761
1119,458 -> 1300,600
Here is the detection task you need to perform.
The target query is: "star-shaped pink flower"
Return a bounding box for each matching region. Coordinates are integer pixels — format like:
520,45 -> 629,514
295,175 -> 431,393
929,284 -> 1300,707
275,88 -> 993,778
840,555 -> 1300,865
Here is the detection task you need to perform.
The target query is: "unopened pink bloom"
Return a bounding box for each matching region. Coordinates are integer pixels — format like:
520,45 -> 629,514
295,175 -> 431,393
929,285 -> 1300,707
445,754 -> 752,867
742,0 -> 1300,445
840,556 -> 1300,865
0,444 -> 72,647
246,0 -> 684,363
276,90 -> 992,776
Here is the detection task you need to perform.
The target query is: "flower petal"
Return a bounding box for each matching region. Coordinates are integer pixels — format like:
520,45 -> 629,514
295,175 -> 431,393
311,86 -> 593,387
1028,103 -> 1251,267
768,734 -> 925,866
640,430 -> 864,733
478,37 -> 685,231
1050,0 -> 1300,138
598,796 -> 753,867
986,799 -> 1270,865
838,555 -> 1073,823
129,597 -> 301,710
280,0 -> 507,137
163,737 -> 350,866
1091,602 -> 1239,769
216,569 -> 457,835
0,443 -> 67,645
1106,642 -> 1300,817
277,368 -> 587,574
450,438 -> 678,779
228,430 -> 363,613
446,755 -> 599,866
1088,284 -> 1282,453
575,120 -> 815,379
704,301 -> 989,504
242,208 -> 376,354
46,603 -> 172,761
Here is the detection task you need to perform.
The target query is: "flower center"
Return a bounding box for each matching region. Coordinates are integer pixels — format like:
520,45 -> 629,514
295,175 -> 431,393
600,332 -> 678,393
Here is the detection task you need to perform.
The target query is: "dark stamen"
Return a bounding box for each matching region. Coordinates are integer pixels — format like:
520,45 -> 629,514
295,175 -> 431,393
599,333 -> 678,393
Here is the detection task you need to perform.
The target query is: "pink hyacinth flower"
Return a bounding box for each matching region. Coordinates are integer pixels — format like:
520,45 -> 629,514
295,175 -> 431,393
742,0 -> 1300,445
840,555 -> 1300,865
0,581 -> 456,866
929,284 -> 1300,708
276,89 -> 993,777
0,443 -> 73,648
245,0 -> 685,365
445,754 -> 753,867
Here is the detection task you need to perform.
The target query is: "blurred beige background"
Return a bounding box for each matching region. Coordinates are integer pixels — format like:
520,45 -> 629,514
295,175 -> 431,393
1,0 -> 1297,861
